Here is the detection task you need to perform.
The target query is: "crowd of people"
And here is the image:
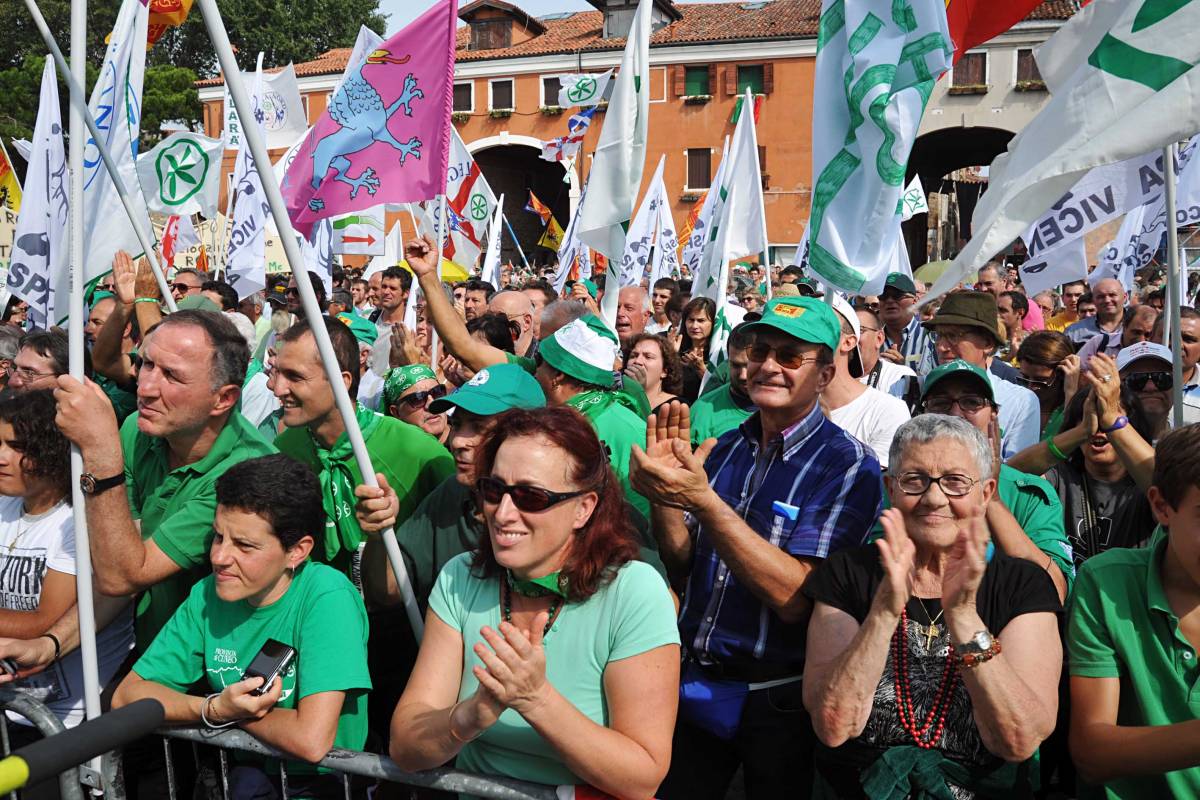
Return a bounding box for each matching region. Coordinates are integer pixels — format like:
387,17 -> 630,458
0,238 -> 1196,800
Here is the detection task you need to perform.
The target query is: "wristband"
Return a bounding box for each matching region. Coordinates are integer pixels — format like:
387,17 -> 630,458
200,693 -> 239,729
40,633 -> 60,662
1046,440 -> 1068,462
134,298 -> 161,305
1102,415 -> 1129,434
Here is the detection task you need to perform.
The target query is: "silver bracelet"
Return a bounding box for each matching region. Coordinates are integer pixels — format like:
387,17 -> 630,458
200,692 -> 239,729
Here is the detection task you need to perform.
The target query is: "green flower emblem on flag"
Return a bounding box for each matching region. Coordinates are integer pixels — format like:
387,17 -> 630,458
155,137 -> 209,206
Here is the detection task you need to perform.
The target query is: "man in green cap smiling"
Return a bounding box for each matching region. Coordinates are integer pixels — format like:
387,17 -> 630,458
631,296 -> 883,799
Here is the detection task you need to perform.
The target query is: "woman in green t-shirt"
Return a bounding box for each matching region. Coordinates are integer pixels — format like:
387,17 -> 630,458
114,454 -> 371,798
390,406 -> 680,798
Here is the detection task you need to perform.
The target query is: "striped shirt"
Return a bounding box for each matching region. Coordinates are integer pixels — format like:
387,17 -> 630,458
679,403 -> 883,675
886,315 -> 934,377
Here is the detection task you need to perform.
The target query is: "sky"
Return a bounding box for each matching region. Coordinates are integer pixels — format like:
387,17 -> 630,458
380,0 -> 728,34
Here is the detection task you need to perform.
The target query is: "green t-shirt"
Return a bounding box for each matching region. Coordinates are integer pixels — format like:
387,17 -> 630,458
566,391 -> 649,520
394,476 -> 668,614
689,384 -> 755,446
122,411 -> 277,652
1067,538 -> 1200,800
97,374 -> 138,425
873,465 -> 1074,592
429,553 -> 679,788
275,415 -> 454,578
133,561 -> 371,776
1041,406 -> 1064,442
505,352 -> 537,374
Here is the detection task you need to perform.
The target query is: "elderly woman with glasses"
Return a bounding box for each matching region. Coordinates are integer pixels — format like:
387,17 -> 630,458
803,415 -> 1062,799
389,406 -> 679,798
382,364 -> 450,446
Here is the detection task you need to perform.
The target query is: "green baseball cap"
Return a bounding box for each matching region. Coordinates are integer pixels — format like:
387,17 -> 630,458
175,295 -> 221,313
382,364 -> 438,410
428,362 -> 546,415
921,359 -> 994,402
336,312 -> 378,347
885,272 -> 917,295
741,296 -> 841,352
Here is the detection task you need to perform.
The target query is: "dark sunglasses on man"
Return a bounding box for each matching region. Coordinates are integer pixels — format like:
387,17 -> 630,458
400,384 -> 449,409
1122,371 -> 1172,391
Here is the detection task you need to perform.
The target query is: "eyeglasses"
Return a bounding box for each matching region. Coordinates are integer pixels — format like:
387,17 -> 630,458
1122,371 -> 1173,391
6,365 -> 56,382
400,384 -> 448,409
1014,373 -> 1060,392
476,476 -> 589,512
747,341 -> 821,369
923,394 -> 991,414
895,472 -> 978,498
856,302 -> 880,312
285,288 -> 300,297
880,289 -> 915,302
928,328 -> 981,347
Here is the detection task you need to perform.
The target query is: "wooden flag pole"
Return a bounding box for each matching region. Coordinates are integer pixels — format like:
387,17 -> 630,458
195,0 -> 425,638
22,0 -> 178,312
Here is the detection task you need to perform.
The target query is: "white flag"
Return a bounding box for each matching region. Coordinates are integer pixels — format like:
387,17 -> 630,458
899,175 -> 929,221
651,177 -> 681,284
926,0 -> 1200,302
299,218 -> 334,295
78,0 -> 150,298
576,0 -> 652,324
557,69 -> 614,108
7,58 -> 67,329
480,193 -> 505,289
365,220 -> 402,278
1092,204 -> 1156,290
445,128 -> 497,269
136,132 -> 223,218
174,213 -> 201,253
331,207 -> 386,255
680,138 -> 729,278
224,63 -> 307,150
809,0 -> 950,296
1019,238 -> 1089,296
697,89 -> 768,366
619,156 -> 667,288
225,69 -> 270,300
334,26 -> 385,97
553,182 -> 589,292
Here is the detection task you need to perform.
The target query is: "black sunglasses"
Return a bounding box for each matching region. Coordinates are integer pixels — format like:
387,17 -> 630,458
171,283 -> 196,293
400,384 -> 448,408
1014,373 -> 1060,391
476,476 -> 589,512
747,340 -> 820,369
1122,371 -> 1172,391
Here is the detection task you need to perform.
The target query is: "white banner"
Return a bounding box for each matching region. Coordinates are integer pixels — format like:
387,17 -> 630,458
136,132 -> 223,218
619,155 -> 665,287
480,193 -> 505,289
899,174 -> 928,221
1019,237 -> 1088,296
225,70 -> 270,299
557,69 -> 614,108
680,138 -> 729,278
651,178 -> 681,284
331,207 -> 386,255
223,62 -> 307,150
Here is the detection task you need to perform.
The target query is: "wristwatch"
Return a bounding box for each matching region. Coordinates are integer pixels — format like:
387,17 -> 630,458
79,472 -> 126,496
953,630 -> 1001,669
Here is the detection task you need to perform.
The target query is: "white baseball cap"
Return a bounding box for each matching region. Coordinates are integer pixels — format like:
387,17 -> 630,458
829,294 -> 864,378
1116,341 -> 1172,373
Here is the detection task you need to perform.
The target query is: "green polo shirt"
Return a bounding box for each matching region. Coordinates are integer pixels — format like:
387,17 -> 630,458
1068,537 -> 1200,799
566,390 -> 649,521
690,384 -> 755,446
873,464 -> 1074,591
122,411 -> 277,652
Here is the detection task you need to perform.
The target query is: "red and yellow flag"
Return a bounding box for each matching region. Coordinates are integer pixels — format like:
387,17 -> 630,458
676,191 -> 707,260
0,140 -> 22,213
147,0 -> 193,47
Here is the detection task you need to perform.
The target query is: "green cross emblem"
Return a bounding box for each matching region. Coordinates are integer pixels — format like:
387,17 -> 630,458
567,76 -> 598,103
155,138 -> 209,206
469,194 -> 489,221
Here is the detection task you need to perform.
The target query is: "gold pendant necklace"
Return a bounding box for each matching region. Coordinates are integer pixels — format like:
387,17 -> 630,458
915,597 -> 945,651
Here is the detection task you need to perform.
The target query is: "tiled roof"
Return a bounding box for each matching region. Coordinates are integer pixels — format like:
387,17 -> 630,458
197,0 -> 1074,86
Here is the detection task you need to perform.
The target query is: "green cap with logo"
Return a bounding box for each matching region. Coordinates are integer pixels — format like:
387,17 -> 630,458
538,314 -> 619,388
429,362 -> 546,416
885,272 -> 917,295
921,359 -> 994,402
741,296 -> 841,352
336,312 -> 378,347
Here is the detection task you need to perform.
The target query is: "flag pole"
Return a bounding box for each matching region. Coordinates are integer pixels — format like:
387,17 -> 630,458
22,0 -> 177,312
503,215 -> 532,273
66,0 -> 105,768
429,194 -> 447,368
1165,143 -> 1184,428
195,0 -> 425,638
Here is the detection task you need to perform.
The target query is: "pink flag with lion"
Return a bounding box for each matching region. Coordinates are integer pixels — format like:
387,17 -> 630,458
282,0 -> 456,237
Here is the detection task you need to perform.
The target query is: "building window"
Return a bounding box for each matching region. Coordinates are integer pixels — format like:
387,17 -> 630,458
684,66 -> 709,95
952,51 -> 988,87
686,148 -> 711,190
470,18 -> 511,50
542,76 -> 562,107
453,82 -> 474,113
489,78 -> 514,111
737,64 -> 765,94
1016,48 -> 1042,82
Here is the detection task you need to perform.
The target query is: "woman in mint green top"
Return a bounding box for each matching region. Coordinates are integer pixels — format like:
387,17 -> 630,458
390,407 -> 680,798
115,455 -> 371,797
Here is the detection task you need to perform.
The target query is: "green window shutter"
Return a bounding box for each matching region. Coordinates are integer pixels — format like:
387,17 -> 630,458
737,64 -> 764,94
684,66 -> 710,95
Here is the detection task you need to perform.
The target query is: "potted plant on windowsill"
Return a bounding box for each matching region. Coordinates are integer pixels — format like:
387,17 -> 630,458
488,108 -> 513,119
682,94 -> 711,105
680,190 -> 703,202
1014,79 -> 1046,92
947,83 -> 989,96
451,111 -> 471,124
539,105 -> 563,116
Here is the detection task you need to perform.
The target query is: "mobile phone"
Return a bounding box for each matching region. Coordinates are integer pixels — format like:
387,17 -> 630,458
242,639 -> 296,697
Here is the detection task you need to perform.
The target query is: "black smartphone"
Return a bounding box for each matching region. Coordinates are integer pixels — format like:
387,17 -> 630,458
242,639 -> 296,697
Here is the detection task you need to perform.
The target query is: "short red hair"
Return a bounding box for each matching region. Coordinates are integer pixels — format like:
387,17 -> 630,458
472,406 -> 639,602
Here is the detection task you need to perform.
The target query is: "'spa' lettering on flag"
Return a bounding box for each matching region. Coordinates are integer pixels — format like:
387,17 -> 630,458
282,0 -> 457,238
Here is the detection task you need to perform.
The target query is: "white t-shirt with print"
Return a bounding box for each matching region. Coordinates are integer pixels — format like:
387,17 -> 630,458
0,497 -> 134,728
827,386 -> 911,469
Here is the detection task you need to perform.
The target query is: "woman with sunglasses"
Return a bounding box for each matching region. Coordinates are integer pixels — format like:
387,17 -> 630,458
389,406 -> 680,798
382,364 -> 450,446
676,297 -> 716,403
1016,331 -> 1080,440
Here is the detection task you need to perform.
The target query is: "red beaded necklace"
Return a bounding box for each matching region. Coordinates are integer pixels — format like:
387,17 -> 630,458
892,607 -> 958,749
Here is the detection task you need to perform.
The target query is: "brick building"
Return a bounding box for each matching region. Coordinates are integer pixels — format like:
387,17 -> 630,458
196,0 -> 1075,269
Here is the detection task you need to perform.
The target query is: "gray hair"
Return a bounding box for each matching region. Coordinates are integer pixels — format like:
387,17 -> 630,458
540,300 -> 587,338
889,414 -> 993,480
0,327 -> 20,361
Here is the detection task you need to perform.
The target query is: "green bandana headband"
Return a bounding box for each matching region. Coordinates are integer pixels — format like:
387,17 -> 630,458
382,364 -> 437,410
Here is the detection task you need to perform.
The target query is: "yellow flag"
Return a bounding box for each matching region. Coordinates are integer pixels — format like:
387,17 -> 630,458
0,140 -> 21,213
538,217 -> 565,251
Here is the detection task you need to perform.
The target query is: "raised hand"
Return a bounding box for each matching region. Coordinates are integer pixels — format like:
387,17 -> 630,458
133,255 -> 162,302
1083,352 -> 1123,426
630,402 -> 717,510
942,508 -> 988,615
404,237 -> 438,278
111,251 -> 137,306
874,509 -> 915,618
472,616 -> 551,717
1059,354 -> 1081,408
